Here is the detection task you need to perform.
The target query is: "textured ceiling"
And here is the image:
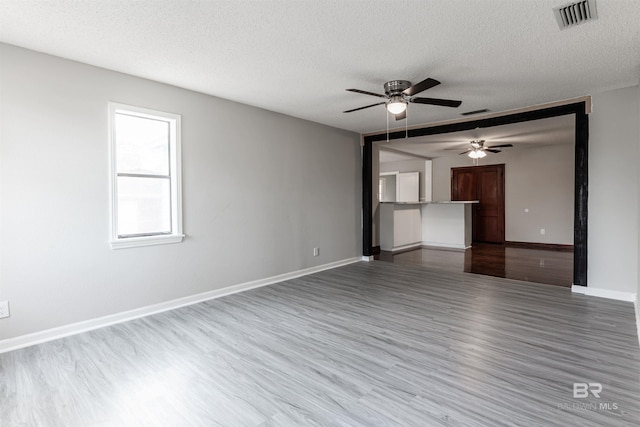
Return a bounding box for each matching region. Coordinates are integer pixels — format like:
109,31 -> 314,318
1,1 -> 639,134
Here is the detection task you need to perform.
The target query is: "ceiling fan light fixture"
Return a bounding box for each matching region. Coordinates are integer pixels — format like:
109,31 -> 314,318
468,149 -> 486,159
386,96 -> 407,115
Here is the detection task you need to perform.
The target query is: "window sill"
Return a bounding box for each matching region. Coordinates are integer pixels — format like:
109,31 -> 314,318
110,234 -> 184,249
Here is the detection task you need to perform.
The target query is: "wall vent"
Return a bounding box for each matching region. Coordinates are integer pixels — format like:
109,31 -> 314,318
554,0 -> 597,30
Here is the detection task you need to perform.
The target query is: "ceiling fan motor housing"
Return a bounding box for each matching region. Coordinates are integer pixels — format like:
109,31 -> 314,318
471,140 -> 485,149
384,80 -> 411,96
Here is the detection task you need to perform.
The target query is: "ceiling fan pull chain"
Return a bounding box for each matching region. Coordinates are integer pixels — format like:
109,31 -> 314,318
405,107 -> 408,139
386,109 -> 389,142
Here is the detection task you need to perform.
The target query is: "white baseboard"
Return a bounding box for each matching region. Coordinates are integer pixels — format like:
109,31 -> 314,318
361,255 -> 374,262
571,285 -> 637,302
383,243 -> 421,253
0,256 -> 362,354
421,242 -> 468,251
635,300 -> 640,349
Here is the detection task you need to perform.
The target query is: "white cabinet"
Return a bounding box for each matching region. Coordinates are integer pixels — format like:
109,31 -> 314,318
379,171 -> 420,202
380,203 -> 422,251
396,172 -> 419,202
393,206 -> 422,247
379,174 -> 397,202
379,161 -> 431,202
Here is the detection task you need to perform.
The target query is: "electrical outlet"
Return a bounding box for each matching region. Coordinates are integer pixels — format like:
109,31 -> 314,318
0,301 -> 9,319
540,228 -> 546,235
313,247 -> 320,257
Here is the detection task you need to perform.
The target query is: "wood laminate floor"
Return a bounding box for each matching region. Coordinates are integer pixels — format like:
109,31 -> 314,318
376,244 -> 574,287
1,261 -> 639,426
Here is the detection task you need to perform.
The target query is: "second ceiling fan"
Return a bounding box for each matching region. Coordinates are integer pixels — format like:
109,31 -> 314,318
460,140 -> 513,158
343,77 -> 462,120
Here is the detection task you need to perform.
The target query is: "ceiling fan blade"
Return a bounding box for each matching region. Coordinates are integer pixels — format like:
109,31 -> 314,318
343,102 -> 386,113
485,149 -> 502,153
346,88 -> 387,98
403,78 -> 440,96
459,149 -> 472,155
411,97 -> 462,108
486,144 -> 514,149
394,110 -> 407,121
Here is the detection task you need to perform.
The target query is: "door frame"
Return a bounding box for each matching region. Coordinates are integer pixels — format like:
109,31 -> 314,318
362,100 -> 588,287
451,164 -> 505,244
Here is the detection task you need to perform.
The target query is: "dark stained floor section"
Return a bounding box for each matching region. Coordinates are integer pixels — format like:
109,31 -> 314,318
376,243 -> 574,287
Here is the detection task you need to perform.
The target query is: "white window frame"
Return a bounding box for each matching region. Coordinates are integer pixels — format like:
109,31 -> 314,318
108,102 -> 184,249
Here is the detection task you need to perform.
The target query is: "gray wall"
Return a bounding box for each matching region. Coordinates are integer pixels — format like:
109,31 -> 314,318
588,85 -> 640,294
431,143 -> 575,245
380,159 -> 427,174
0,44 -> 362,340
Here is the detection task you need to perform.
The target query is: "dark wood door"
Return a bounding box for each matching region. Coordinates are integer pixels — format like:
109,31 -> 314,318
451,164 -> 505,244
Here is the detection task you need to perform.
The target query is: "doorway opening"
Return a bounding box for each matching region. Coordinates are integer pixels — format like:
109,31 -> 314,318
363,99 -> 589,287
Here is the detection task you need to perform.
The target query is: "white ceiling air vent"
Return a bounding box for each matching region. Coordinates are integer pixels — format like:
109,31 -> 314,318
554,0 -> 597,30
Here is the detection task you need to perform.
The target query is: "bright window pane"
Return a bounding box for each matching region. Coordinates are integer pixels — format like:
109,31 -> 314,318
117,177 -> 171,236
115,113 -> 170,175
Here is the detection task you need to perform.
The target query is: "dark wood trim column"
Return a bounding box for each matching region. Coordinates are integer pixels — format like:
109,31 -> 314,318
362,140 -> 373,256
574,109 -> 588,286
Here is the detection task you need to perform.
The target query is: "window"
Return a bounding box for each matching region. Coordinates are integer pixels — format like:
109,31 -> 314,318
108,102 -> 183,249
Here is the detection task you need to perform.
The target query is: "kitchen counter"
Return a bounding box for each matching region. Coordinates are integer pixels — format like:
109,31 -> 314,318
380,200 -> 478,252
424,200 -> 479,204
380,200 -> 478,204
421,202 -> 475,250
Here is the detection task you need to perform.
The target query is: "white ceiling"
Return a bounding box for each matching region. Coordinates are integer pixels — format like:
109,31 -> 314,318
379,150 -> 424,163
1,1 -> 639,134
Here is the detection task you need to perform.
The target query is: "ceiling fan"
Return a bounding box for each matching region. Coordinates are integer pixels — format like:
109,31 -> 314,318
343,78 -> 462,120
460,140 -> 513,158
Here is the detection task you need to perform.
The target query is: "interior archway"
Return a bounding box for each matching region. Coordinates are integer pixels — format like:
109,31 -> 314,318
362,100 -> 589,286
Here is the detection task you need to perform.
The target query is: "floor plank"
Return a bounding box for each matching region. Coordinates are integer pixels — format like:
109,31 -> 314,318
1,261 -> 638,426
